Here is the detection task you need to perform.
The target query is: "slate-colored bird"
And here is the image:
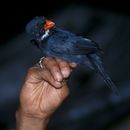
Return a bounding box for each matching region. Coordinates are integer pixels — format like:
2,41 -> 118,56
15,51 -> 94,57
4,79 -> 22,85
26,16 -> 118,95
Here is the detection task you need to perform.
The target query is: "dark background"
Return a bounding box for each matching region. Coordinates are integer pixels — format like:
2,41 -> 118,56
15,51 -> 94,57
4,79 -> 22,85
0,0 -> 130,45
0,1 -> 130,130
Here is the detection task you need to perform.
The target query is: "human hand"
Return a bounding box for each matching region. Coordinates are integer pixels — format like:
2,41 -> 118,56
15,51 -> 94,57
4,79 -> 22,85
16,57 -> 76,130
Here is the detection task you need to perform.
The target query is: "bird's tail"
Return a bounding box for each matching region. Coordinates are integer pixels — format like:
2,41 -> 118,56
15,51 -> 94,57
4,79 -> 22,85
88,54 -> 119,96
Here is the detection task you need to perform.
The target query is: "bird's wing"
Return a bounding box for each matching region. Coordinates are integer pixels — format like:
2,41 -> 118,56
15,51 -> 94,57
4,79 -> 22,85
49,36 -> 101,55
71,37 -> 101,54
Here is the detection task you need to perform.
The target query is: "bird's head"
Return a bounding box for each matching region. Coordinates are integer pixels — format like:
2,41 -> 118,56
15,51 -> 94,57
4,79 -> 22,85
26,16 -> 55,46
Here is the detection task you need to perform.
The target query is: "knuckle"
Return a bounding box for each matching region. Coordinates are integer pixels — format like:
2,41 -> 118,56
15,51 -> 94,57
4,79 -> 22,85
45,60 -> 56,67
61,66 -> 70,72
44,57 -> 53,63
60,62 -> 70,68
60,62 -> 67,66
51,66 -> 59,72
61,66 -> 70,71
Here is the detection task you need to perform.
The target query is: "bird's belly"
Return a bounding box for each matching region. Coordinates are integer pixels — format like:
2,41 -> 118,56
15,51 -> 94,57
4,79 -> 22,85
44,50 -> 93,68
46,52 -> 83,63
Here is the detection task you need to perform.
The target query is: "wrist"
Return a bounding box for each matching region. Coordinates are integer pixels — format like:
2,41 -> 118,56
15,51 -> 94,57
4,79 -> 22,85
16,109 -> 50,130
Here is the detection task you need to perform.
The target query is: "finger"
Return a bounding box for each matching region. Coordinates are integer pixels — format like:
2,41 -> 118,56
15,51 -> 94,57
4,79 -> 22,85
56,59 -> 71,78
43,57 -> 63,82
54,80 -> 70,100
26,67 -> 62,88
39,69 -> 62,88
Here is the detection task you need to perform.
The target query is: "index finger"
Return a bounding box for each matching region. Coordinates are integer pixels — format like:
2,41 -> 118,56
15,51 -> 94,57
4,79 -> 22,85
42,57 -> 63,82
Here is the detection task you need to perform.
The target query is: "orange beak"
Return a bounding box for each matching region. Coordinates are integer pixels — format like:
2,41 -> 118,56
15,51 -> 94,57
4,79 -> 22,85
44,19 -> 55,30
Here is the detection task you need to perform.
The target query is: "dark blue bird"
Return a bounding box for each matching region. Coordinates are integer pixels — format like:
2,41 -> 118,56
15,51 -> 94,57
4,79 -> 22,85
26,16 -> 118,95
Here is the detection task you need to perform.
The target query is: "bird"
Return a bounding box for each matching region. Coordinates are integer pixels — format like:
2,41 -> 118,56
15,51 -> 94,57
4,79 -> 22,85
25,16 -> 118,95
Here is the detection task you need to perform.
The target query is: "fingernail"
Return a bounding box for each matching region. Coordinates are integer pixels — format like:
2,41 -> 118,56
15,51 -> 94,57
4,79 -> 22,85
55,72 -> 62,81
62,68 -> 70,78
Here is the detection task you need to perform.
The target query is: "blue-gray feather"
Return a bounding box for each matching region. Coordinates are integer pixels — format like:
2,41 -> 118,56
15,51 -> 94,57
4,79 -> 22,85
25,16 -> 118,95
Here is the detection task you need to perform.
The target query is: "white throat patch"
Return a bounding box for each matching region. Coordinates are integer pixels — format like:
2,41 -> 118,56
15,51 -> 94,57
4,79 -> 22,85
41,30 -> 50,40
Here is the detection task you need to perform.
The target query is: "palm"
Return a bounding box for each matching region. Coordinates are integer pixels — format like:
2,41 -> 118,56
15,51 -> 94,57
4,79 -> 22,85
20,78 -> 69,119
19,57 -> 75,119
